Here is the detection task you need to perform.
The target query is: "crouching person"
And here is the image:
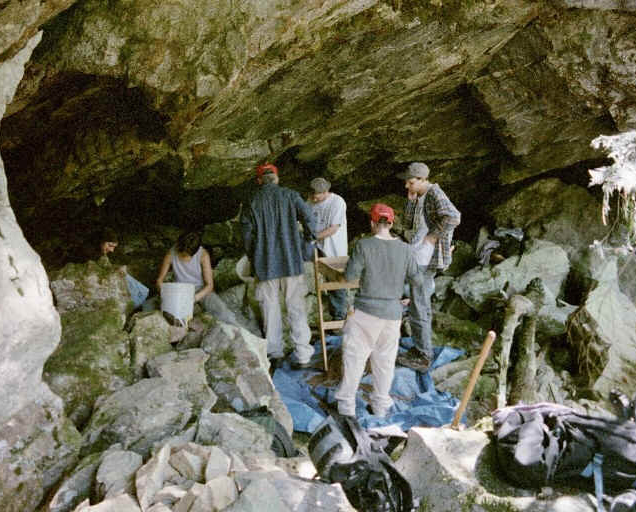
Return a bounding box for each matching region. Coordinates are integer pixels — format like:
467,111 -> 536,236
335,204 -> 417,418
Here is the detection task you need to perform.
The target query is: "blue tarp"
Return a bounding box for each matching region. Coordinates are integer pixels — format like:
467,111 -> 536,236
272,335 -> 465,433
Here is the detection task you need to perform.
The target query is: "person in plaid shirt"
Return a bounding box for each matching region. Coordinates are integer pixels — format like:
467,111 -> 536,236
396,162 -> 460,372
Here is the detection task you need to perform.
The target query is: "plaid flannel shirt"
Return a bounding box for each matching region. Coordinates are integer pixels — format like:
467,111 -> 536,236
403,184 -> 460,270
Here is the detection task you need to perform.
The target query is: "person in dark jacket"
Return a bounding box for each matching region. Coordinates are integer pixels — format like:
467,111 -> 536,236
241,163 -> 317,368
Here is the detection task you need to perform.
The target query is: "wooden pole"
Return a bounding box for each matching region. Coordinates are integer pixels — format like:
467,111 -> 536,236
451,330 -> 496,429
313,248 -> 329,372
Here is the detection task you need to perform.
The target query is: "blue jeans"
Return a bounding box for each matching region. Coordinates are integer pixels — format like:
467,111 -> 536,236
328,288 -> 348,320
408,265 -> 436,359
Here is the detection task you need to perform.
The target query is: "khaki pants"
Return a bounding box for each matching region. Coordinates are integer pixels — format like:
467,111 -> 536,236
334,308 -> 401,417
255,274 -> 313,364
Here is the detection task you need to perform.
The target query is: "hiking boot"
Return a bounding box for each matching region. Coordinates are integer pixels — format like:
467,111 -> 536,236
396,348 -> 431,372
268,356 -> 284,376
290,359 -> 313,371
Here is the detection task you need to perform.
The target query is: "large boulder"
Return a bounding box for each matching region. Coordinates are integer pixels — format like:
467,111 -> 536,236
50,259 -> 133,315
567,256 -> 636,398
570,245 -> 636,307
228,473 -> 356,512
43,300 -> 134,426
146,349 -> 217,413
492,178 -> 606,254
72,493 -> 141,512
452,239 -> 570,312
0,400 -> 82,512
218,284 -> 262,336
128,311 -> 172,378
395,427 -> 595,511
81,378 -> 194,458
48,452 -> 106,512
213,257 -> 242,293
201,322 -> 293,436
195,411 -> 276,468
94,449 -> 143,501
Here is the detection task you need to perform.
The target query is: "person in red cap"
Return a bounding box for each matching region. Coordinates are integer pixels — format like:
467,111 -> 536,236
334,203 -> 417,418
241,162 -> 317,369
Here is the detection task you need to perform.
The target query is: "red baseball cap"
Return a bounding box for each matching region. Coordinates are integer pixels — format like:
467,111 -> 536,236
370,203 -> 395,223
256,163 -> 278,177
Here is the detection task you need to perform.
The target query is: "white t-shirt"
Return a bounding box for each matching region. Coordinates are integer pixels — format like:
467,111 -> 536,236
311,193 -> 348,257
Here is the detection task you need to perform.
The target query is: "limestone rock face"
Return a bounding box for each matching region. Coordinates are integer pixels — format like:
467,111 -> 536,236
43,300 -> 134,427
568,257 -> 636,397
0,401 -> 82,512
452,239 -> 570,312
202,321 -> 293,436
129,311 -> 173,378
4,0 -> 636,247
195,411 -> 276,468
81,378 -> 194,458
0,0 -> 76,61
0,31 -> 59,423
0,32 -> 84,512
50,259 -> 133,316
492,178 -> 606,253
146,349 -> 218,413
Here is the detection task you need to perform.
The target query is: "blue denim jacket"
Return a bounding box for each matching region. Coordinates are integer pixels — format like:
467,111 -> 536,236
241,183 -> 316,281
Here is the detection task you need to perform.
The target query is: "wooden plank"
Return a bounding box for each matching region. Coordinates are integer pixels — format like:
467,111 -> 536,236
323,320 -> 346,329
316,257 -> 348,282
319,281 -> 359,291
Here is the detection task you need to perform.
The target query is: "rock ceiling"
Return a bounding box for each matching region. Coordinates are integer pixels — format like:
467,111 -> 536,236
1,0 -> 636,240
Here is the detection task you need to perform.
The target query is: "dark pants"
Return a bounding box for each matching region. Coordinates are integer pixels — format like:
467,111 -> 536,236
408,265 -> 436,359
328,288 -> 348,320
317,247 -> 348,320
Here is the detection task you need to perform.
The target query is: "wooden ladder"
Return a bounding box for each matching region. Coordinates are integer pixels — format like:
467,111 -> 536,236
313,249 -> 359,371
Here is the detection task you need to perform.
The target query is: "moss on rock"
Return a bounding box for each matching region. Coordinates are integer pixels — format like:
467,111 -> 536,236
43,300 -> 134,427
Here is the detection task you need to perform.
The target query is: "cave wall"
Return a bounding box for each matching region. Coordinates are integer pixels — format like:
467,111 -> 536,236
0,0 -> 634,255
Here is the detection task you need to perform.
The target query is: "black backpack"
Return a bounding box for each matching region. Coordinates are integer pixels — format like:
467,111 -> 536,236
492,402 -> 636,511
308,412 -> 413,512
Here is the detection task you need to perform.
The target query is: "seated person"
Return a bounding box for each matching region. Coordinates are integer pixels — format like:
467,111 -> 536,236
98,227 -> 120,258
156,231 -> 214,306
153,231 -> 241,326
93,227 -> 149,308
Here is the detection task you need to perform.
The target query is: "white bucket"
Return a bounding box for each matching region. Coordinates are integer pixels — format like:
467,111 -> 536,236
160,282 -> 195,325
236,255 -> 255,284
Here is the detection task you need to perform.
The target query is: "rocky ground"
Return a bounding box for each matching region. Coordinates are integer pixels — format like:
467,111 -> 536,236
10,200 -> 631,511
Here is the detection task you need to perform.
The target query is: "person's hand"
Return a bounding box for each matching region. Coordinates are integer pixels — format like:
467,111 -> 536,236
424,234 -> 438,245
400,298 -> 411,306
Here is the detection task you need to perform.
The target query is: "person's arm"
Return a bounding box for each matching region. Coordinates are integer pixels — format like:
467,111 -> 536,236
316,224 -> 340,241
425,187 -> 460,244
155,251 -> 172,291
195,249 -> 214,302
344,241 -> 364,282
296,194 -> 317,241
240,203 -> 254,256
316,196 -> 346,241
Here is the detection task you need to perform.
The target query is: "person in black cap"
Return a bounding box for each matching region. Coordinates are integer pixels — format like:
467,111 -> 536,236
396,162 -> 460,372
